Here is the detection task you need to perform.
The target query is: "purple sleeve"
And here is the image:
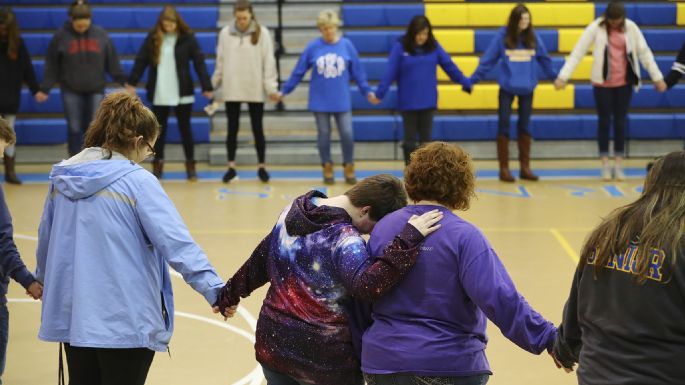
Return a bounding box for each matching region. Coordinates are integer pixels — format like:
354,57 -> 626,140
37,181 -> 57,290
335,223 -> 424,301
460,246 -> 557,354
215,232 -> 272,309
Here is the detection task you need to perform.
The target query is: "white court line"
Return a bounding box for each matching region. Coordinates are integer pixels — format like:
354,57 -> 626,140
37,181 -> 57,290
10,235 -> 264,385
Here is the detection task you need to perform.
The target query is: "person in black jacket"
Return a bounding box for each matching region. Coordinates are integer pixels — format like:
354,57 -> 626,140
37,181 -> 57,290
127,5 -> 213,181
0,7 -> 40,184
36,1 -> 127,157
553,150 -> 685,385
664,41 -> 684,89
0,118 -> 43,384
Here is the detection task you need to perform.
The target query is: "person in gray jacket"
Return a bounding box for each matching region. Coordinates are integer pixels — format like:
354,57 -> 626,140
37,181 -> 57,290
35,1 -> 126,156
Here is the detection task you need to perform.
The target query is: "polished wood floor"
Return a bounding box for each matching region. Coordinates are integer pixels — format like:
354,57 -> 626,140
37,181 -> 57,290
4,159 -> 650,385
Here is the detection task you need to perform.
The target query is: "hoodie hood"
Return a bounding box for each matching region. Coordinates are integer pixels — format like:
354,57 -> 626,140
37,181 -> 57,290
285,190 -> 352,236
229,19 -> 257,36
49,147 -> 142,200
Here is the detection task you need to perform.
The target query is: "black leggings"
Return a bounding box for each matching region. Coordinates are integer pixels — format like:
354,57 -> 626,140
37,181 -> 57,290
64,343 -> 155,385
152,104 -> 194,161
225,102 -> 266,163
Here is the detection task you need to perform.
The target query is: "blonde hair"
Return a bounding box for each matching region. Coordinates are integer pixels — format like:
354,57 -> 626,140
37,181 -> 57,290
317,9 -> 340,28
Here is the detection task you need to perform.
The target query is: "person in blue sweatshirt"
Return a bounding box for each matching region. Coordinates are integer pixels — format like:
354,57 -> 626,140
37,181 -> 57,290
0,117 -> 43,385
276,10 -> 377,185
35,92 -> 226,385
470,4 -> 557,182
375,15 -> 472,165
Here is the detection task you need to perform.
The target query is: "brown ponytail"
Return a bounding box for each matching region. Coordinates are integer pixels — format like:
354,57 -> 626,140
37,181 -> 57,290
234,0 -> 261,45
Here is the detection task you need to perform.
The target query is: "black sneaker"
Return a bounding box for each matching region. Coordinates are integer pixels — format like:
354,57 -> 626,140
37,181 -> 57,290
222,168 -> 237,183
258,167 -> 270,183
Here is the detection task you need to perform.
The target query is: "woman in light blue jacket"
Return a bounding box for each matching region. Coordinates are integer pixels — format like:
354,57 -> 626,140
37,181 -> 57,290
35,91 -> 225,385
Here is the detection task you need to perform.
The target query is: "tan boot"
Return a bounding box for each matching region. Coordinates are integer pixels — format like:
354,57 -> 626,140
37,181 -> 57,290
518,134 -> 539,181
185,160 -> 198,181
152,159 -> 163,179
496,135 -> 515,182
3,155 -> 21,185
343,163 -> 357,185
322,162 -> 334,185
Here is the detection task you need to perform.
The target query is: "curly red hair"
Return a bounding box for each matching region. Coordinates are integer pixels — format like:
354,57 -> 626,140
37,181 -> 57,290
404,142 -> 476,210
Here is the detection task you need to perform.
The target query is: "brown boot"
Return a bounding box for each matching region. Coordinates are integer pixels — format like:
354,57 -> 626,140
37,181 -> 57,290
152,159 -> 163,179
343,163 -> 357,185
185,160 -> 198,181
496,135 -> 515,182
518,134 -> 539,181
322,162 -> 334,185
3,155 -> 21,185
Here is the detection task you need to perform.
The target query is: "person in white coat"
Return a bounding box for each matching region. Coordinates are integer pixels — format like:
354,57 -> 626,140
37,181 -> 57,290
554,1 -> 666,181
212,0 -> 278,183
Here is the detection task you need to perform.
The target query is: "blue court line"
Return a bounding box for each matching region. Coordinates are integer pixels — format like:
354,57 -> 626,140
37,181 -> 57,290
8,167 -> 648,183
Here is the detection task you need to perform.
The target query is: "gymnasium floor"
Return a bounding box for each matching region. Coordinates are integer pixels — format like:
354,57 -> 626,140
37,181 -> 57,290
3,159 -> 652,385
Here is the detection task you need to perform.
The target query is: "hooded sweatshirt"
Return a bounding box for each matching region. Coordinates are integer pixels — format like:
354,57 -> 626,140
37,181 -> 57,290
40,22 -> 126,94
36,148 -> 223,351
554,243 -> 685,385
215,191 -> 424,385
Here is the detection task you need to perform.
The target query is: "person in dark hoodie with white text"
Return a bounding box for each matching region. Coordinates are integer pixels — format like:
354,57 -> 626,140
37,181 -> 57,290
35,1 -> 126,156
215,175 -> 443,385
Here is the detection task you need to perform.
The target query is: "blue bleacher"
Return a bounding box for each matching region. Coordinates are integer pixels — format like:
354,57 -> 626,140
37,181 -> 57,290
474,30 -> 558,53
352,114 -> 685,142
23,32 -> 217,56
14,7 -> 218,30
15,117 -> 211,145
575,85 -> 685,109
19,88 -> 212,114
594,3 -> 676,26
31,59 -> 216,83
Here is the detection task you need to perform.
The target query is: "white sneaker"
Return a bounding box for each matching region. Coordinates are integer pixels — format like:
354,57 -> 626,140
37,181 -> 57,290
601,164 -> 612,181
614,164 -> 626,181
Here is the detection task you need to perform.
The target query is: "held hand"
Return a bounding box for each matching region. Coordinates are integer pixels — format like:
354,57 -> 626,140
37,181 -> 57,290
202,91 -> 214,100
367,92 -> 380,105
35,91 -> 49,103
407,209 -> 444,237
26,281 -> 43,300
549,351 -> 574,373
553,78 -> 567,90
655,80 -> 667,93
212,305 -> 238,321
269,92 -> 282,103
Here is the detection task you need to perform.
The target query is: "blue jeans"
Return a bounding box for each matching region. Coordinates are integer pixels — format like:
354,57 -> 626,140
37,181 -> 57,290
592,85 -> 633,157
0,304 -> 8,384
365,373 -> 489,385
313,112 -> 354,165
262,366 -> 315,385
498,89 -> 533,138
62,89 -> 104,156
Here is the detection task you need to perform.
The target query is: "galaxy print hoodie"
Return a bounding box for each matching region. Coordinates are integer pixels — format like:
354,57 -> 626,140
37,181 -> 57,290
216,190 -> 424,385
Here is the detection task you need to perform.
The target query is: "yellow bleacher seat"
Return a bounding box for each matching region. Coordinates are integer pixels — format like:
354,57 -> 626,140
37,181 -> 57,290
679,3 -> 685,26
558,28 -> 588,53
425,3 -> 593,28
437,84 -> 574,110
437,55 -> 593,81
433,30 -> 475,53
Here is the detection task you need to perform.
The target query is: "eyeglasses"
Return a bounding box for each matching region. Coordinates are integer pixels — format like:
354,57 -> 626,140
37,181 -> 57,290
143,140 -> 156,159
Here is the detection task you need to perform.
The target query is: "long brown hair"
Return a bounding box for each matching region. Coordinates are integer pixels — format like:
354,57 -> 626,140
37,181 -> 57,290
234,0 -> 261,45
150,5 -> 191,66
0,7 -> 20,61
580,151 -> 685,283
83,91 -> 159,159
402,15 -> 436,55
505,4 -> 536,50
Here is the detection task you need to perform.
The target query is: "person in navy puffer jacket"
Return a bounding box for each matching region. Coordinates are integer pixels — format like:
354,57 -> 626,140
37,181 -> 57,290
375,15 -> 471,165
470,4 -> 558,182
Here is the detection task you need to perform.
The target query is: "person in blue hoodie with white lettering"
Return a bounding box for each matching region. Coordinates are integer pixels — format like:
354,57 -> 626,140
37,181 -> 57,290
375,15 -> 472,165
35,92 -> 227,385
470,4 -> 557,182
276,10 -> 376,185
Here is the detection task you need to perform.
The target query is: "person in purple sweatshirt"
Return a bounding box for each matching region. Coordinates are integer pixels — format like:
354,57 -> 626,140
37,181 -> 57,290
363,142 -> 558,385
276,10 -> 378,185
375,15 -> 471,165
215,174 -> 443,385
470,4 -> 557,183
0,117 -> 43,384
554,150 -> 685,385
